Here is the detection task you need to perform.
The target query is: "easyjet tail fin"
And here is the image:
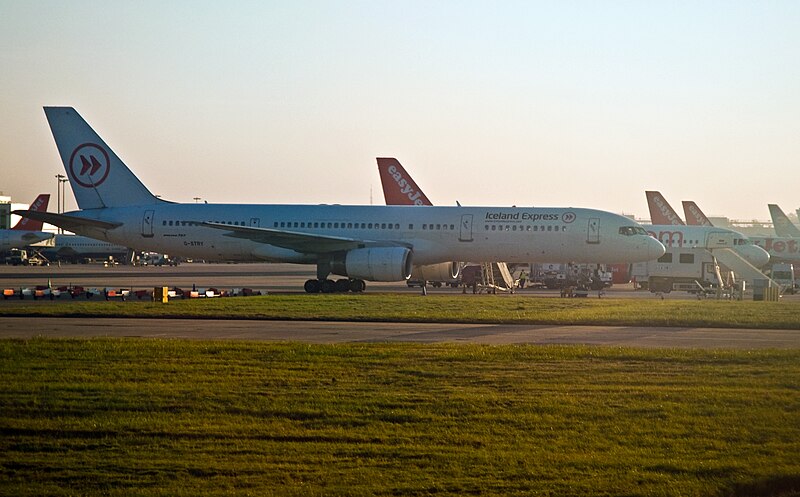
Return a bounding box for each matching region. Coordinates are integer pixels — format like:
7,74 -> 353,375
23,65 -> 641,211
645,191 -> 685,225
376,158 -> 433,206
43,107 -> 160,210
11,194 -> 49,230
768,204 -> 800,238
682,201 -> 714,227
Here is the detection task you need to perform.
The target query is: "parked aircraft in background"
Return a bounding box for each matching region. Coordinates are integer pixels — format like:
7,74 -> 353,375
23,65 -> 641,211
16,107 -> 664,293
37,234 -> 130,264
769,204 -> 800,238
681,200 -> 800,265
0,194 -> 54,251
637,192 -> 773,292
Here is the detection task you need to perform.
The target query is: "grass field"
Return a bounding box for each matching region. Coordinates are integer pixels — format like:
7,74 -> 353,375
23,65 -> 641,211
1,339 -> 799,496
2,294 -> 800,329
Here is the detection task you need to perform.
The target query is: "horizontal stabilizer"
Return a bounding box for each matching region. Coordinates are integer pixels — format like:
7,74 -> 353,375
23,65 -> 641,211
12,194 -> 50,231
13,210 -> 122,232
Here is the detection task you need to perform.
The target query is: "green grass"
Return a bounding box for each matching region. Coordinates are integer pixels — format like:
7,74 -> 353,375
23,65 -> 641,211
1,339 -> 799,496
2,294 -> 800,329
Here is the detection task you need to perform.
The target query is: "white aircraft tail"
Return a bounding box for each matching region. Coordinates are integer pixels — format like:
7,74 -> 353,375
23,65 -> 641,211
768,204 -> 800,238
44,107 -> 160,210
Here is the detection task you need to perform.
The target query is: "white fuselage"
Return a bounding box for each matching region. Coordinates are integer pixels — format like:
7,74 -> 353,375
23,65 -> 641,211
644,224 -> 769,267
66,204 -> 663,268
0,230 -> 54,251
38,234 -> 129,261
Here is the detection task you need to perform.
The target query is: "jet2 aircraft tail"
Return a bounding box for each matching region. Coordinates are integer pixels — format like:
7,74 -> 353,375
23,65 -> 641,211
12,194 -> 49,230
376,158 -> 432,206
682,201 -> 714,226
645,191 -> 685,225
768,204 -> 800,238
43,107 -> 160,210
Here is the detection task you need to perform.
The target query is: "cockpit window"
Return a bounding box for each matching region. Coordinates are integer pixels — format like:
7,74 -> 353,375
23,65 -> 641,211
619,226 -> 647,236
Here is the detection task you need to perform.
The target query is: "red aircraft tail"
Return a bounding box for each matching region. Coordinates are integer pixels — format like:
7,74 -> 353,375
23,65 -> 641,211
12,194 -> 50,230
376,158 -> 432,206
682,201 -> 714,226
645,191 -> 685,225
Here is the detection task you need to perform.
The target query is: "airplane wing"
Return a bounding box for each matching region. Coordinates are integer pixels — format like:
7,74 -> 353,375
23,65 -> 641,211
13,210 -> 122,232
201,222 -> 410,254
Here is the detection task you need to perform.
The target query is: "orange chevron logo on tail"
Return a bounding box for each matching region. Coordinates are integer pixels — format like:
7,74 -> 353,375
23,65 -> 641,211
12,194 -> 50,231
645,191 -> 685,225
682,201 -> 714,226
377,158 -> 432,206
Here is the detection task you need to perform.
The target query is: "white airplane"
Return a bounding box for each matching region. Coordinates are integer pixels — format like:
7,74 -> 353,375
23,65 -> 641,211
38,234 -> 130,264
682,199 -> 800,265
0,194 -> 54,251
17,107 -> 664,293
644,191 -> 769,267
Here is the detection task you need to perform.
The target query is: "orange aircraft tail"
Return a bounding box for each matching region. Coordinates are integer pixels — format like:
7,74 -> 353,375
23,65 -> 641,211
11,194 -> 50,230
376,158 -> 432,206
682,201 -> 714,226
645,191 -> 685,225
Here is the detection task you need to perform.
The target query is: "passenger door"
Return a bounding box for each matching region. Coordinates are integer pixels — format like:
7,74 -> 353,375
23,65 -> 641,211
459,214 -> 473,242
141,210 -> 154,238
587,218 -> 600,244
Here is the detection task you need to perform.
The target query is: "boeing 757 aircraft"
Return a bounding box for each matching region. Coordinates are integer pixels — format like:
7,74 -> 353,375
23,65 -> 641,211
17,107 -> 664,292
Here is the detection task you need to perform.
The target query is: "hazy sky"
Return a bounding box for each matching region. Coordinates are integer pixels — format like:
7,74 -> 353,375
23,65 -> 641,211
1,1 -> 798,220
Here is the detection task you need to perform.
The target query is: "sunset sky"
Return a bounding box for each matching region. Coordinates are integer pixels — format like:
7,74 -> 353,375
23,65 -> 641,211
2,1 -> 798,221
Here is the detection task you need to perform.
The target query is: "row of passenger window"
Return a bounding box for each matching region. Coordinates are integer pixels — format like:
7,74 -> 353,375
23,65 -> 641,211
161,218 -> 565,234
486,224 -> 566,232
276,221 -> 404,230
162,220 -> 243,227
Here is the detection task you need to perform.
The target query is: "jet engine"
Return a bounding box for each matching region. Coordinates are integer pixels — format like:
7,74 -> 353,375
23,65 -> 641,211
410,262 -> 461,282
330,247 -> 412,281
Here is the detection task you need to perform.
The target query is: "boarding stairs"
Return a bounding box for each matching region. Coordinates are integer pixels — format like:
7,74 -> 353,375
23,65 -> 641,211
711,248 -> 779,292
480,262 -> 515,293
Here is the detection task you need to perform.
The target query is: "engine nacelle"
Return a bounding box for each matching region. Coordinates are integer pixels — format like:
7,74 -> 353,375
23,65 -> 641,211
410,262 -> 461,282
331,247 -> 413,282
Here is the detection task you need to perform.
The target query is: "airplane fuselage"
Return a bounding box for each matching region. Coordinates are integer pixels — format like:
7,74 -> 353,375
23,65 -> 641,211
67,203 -> 661,267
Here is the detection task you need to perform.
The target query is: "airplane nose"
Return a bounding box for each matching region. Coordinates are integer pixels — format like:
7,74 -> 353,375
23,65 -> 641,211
648,237 -> 666,260
742,245 -> 770,268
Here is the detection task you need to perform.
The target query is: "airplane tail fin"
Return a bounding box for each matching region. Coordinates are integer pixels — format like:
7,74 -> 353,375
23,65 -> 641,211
43,107 -> 160,210
376,158 -> 433,206
768,204 -> 800,238
11,194 -> 49,230
645,191 -> 685,225
682,201 -> 714,227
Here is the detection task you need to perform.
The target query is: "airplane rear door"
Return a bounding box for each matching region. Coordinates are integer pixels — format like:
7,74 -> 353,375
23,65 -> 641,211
141,210 -> 154,238
459,214 -> 473,242
587,218 -> 600,244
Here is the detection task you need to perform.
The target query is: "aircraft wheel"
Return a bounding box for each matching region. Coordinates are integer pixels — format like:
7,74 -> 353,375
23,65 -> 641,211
349,279 -> 366,293
321,279 -> 336,293
335,279 -> 352,293
304,279 -> 321,293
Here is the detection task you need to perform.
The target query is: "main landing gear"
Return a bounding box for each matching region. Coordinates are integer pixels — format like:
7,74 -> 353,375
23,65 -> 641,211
304,278 -> 366,293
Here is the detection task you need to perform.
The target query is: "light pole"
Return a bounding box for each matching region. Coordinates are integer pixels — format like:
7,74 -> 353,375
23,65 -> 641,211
56,174 -> 69,234
193,197 -> 201,203
55,174 -> 66,233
